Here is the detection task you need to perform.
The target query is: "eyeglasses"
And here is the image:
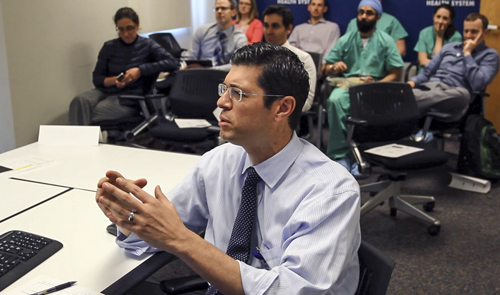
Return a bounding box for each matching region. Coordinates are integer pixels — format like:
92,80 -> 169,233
213,6 -> 230,11
116,25 -> 137,33
218,83 -> 284,102
358,9 -> 376,17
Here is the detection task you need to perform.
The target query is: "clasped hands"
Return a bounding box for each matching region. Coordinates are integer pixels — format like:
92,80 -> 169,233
95,170 -> 189,252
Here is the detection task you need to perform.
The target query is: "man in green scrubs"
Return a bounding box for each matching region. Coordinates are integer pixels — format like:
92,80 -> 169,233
345,0 -> 408,56
324,0 -> 404,172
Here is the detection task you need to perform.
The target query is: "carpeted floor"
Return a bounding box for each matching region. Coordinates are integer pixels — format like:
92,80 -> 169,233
134,132 -> 500,295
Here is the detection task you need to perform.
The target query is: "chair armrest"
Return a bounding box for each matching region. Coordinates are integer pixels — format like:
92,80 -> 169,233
345,117 -> 368,126
160,275 -> 208,294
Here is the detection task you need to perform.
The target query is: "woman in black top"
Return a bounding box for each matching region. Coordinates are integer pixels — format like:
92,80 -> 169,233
69,7 -> 178,125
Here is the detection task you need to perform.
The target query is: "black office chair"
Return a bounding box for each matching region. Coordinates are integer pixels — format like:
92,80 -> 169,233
94,75 -> 165,145
346,82 -> 448,235
149,32 -> 187,60
148,68 -> 227,155
158,240 -> 395,295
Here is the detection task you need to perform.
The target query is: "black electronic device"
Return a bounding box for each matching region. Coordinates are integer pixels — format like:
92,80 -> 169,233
0,230 -> 63,292
116,72 -> 125,82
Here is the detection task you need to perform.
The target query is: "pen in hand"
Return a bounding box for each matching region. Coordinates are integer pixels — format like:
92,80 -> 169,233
30,281 -> 76,295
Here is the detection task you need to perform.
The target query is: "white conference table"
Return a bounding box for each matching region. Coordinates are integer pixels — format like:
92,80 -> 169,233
0,143 -> 200,194
0,143 -> 202,294
0,178 -> 69,222
0,189 -> 176,294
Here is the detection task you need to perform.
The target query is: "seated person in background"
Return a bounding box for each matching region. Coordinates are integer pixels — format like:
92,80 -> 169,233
288,0 -> 340,70
263,5 -> 316,111
68,7 -> 178,126
233,0 -> 263,44
186,0 -> 247,70
324,0 -> 403,171
346,0 -> 408,56
95,42 -> 361,295
414,4 -> 462,73
408,13 -> 499,123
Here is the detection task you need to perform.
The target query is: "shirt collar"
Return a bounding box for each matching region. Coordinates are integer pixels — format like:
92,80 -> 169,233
242,132 -> 303,188
307,18 -> 327,24
218,24 -> 234,36
454,41 -> 487,53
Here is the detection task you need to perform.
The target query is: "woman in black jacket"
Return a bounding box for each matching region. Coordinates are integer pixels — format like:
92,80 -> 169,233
69,7 -> 179,125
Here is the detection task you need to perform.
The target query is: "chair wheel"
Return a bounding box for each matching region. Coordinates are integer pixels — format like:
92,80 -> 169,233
423,202 -> 435,212
428,225 -> 440,236
390,208 -> 397,216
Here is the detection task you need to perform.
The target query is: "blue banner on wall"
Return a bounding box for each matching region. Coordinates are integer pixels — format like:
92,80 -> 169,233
255,0 -> 480,61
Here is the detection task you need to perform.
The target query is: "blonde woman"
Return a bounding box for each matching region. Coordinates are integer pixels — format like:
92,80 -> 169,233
233,0 -> 263,44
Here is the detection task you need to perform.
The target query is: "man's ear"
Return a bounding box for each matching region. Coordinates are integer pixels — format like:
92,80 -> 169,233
275,96 -> 296,122
286,24 -> 293,36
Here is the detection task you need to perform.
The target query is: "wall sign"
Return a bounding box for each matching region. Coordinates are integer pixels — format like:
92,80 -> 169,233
426,0 -> 476,6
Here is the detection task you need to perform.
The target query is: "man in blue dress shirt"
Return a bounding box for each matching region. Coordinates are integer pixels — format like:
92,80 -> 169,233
186,0 -> 247,71
408,13 -> 499,122
95,43 -> 361,295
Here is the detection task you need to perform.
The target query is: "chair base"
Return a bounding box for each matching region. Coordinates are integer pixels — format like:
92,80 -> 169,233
360,178 -> 441,236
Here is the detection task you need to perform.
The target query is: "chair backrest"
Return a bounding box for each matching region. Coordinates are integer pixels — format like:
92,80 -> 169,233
149,33 -> 185,59
168,69 -> 228,121
355,241 -> 396,295
349,82 -> 421,142
306,51 -> 323,76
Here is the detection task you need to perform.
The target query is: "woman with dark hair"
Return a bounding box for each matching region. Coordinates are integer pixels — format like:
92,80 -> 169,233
69,7 -> 178,125
414,4 -> 462,72
232,0 -> 263,44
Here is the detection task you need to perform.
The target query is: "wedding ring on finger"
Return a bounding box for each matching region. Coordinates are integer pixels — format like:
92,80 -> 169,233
128,210 -> 137,222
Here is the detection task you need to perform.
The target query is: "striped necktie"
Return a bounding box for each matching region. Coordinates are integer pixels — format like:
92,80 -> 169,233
213,32 -> 226,66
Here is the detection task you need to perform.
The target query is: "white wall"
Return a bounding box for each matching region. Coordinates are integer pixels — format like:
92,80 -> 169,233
0,1 -> 15,153
1,0 -> 191,147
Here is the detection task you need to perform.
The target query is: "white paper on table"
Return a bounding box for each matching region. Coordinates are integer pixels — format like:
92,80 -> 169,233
448,172 -> 491,194
174,119 -> 212,128
364,144 -> 424,158
0,156 -> 54,179
6,276 -> 103,295
38,125 -> 100,146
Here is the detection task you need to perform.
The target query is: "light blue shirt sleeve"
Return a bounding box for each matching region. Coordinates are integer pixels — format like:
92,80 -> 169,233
114,134 -> 361,294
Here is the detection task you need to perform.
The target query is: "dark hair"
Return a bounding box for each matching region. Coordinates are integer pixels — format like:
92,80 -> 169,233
230,42 -> 309,130
311,0 -> 329,8
263,5 -> 294,29
236,0 -> 259,24
465,12 -> 489,30
434,4 -> 456,41
114,7 -> 139,25
216,0 -> 237,10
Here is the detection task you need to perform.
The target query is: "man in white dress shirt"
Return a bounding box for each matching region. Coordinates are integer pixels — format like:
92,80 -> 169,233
262,5 -> 317,112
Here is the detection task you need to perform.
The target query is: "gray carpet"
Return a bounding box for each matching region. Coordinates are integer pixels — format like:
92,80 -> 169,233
136,133 -> 500,295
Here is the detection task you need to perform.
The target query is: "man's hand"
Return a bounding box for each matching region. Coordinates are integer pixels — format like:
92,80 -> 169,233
463,31 -> 483,56
97,171 -> 191,252
332,61 -> 348,73
407,80 -> 416,88
96,171 -> 147,236
123,67 -> 141,84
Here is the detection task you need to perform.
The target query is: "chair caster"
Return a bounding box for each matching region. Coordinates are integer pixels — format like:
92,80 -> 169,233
423,202 -> 435,212
390,208 -> 397,216
427,224 -> 440,236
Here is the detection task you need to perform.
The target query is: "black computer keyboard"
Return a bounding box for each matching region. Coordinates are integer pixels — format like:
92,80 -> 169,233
0,230 -> 63,292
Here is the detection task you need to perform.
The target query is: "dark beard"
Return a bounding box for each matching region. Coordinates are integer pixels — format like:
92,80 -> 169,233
357,19 -> 376,33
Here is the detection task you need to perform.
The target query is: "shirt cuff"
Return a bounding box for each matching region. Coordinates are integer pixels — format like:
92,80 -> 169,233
115,230 -> 158,256
239,261 -> 278,295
